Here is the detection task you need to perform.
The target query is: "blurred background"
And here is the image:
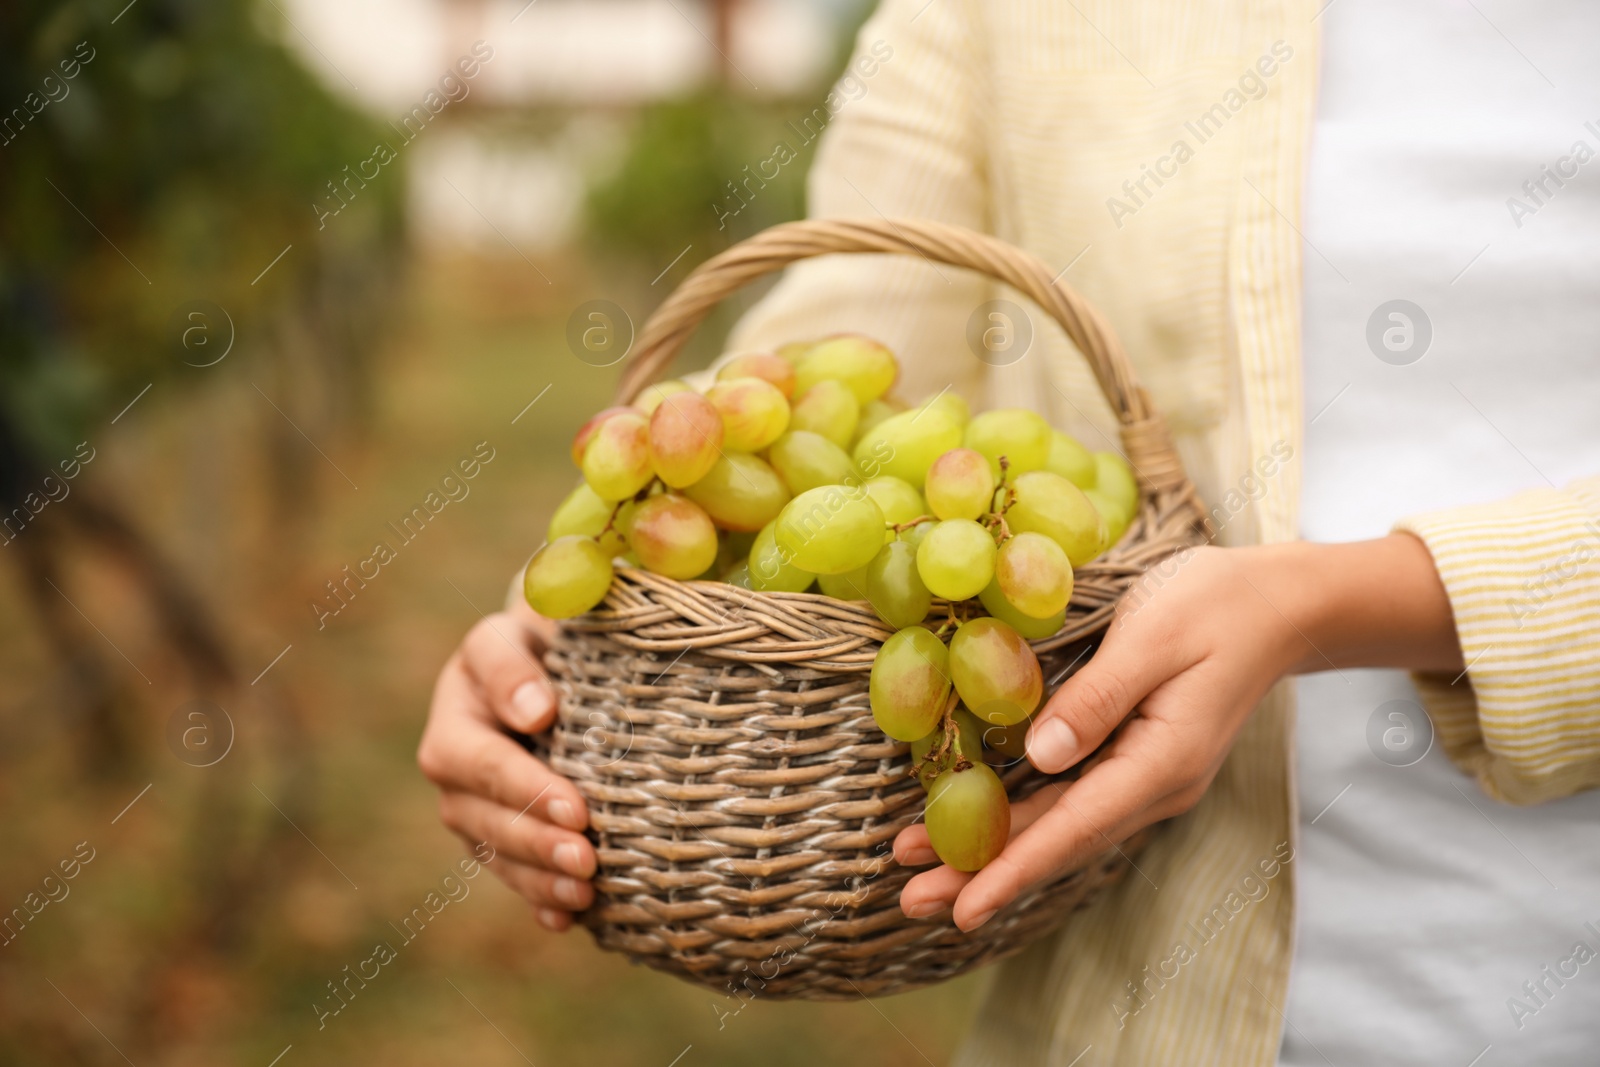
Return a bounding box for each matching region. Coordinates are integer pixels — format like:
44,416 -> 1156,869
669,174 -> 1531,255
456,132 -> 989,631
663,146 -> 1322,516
0,1 -> 981,1063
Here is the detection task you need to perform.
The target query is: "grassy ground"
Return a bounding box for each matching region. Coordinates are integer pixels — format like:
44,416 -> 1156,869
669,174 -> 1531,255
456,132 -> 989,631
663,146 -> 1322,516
0,246 -> 984,1066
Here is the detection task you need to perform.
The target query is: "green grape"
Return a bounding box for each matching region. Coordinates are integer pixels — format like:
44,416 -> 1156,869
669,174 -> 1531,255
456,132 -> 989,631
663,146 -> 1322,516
627,494 -> 720,580
1085,487 -> 1131,548
869,627 -> 952,741
773,485 -> 886,574
816,566 -> 869,600
1007,470 -> 1108,567
925,763 -> 1010,872
853,397 -> 905,447
767,430 -> 856,495
716,352 -> 797,398
915,519 -> 997,602
909,708 -> 984,786
1094,451 -> 1140,516
706,377 -> 790,452
949,616 -> 1043,726
914,389 -> 970,427
852,409 -> 963,490
581,409 -> 654,501
748,521 -> 815,592
793,334 -> 899,404
548,482 -> 631,557
570,405 -> 636,466
723,561 -> 754,589
865,540 -> 933,628
978,576 -> 1065,639
924,447 -> 996,522
684,453 -> 790,532
980,715 -> 1032,761
524,535 -> 614,619
648,391 -> 725,488
899,519 -> 937,553
789,379 -> 860,447
995,531 -> 1073,619
635,380 -> 692,416
964,408 -> 1052,476
1045,430 -> 1097,489
864,475 -> 928,537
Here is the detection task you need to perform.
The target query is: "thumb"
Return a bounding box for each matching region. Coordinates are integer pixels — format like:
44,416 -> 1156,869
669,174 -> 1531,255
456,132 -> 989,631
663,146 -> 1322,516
1025,636 -> 1170,774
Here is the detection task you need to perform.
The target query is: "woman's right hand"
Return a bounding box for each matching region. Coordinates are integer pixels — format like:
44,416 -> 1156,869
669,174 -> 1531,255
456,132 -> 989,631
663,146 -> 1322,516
417,599 -> 595,931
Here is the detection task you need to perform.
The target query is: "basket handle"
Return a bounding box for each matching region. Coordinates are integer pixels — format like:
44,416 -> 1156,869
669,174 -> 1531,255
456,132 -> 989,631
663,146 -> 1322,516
616,217 -> 1189,495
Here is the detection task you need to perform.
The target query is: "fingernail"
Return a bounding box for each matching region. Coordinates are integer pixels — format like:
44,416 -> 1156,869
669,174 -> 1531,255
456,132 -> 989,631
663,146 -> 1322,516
904,901 -> 947,920
554,876 -> 585,908
535,907 -> 565,930
553,842 -> 584,877
964,908 -> 997,930
1028,718 -> 1078,772
548,798 -> 581,830
899,846 -> 937,866
509,681 -> 550,731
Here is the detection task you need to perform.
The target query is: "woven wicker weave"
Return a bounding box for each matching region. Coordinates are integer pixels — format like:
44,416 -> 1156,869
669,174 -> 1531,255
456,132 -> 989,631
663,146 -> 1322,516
538,218 -> 1208,1000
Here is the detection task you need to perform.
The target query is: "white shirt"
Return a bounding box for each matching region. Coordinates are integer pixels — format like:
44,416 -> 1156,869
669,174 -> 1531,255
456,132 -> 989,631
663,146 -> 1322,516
1286,2 -> 1600,1063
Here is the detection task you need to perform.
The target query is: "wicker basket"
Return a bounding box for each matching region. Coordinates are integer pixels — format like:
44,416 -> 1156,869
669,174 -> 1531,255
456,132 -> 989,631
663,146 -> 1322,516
538,218 -> 1208,1000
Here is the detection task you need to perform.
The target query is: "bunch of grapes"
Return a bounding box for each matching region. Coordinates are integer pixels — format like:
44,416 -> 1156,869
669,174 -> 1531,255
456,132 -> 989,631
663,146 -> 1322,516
526,335 -> 1140,872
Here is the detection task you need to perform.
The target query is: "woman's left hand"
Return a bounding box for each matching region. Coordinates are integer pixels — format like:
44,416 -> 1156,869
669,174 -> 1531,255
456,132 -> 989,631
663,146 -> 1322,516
891,536 -> 1462,931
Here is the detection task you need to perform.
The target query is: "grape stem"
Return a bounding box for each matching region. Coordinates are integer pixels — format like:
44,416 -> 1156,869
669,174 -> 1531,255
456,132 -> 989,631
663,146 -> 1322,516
912,691 -> 968,782
890,514 -> 936,533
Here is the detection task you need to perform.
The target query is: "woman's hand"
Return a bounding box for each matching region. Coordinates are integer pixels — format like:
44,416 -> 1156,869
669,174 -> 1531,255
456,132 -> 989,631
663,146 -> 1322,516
417,599 -> 595,931
891,536 -> 1462,931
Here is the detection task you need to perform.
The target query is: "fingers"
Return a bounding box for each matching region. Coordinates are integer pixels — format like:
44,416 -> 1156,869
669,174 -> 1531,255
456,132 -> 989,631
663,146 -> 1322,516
460,612 -> 557,734
438,790 -> 595,877
419,658 -> 588,832
480,853 -> 595,914
1026,629 -> 1180,774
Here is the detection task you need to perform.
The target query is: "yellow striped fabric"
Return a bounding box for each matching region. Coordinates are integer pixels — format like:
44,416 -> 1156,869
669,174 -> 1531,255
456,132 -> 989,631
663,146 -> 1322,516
723,0 -> 1598,1063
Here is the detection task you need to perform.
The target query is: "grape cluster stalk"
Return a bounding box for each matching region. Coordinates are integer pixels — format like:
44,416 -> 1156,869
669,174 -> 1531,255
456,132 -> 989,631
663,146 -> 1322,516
525,336 -> 1140,871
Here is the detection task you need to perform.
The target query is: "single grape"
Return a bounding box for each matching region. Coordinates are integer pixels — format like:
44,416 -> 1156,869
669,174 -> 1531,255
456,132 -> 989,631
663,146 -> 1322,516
788,379 -> 860,448
909,708 -> 984,786
995,531 -> 1073,618
685,453 -> 790,532
1094,451 -> 1140,516
925,448 -> 997,522
747,521 -> 815,592
716,352 -> 798,398
793,334 -> 899,404
524,535 -> 614,619
964,408 -> 1052,476
581,409 -> 654,501
915,518 -> 997,602
767,430 -> 857,495
817,566 -> 869,600
706,377 -> 790,452
548,482 -> 631,557
627,493 -> 720,579
865,540 -> 933,629
635,380 -> 693,416
914,389 -> 970,427
978,576 -> 1065,639
1085,487 -> 1132,548
648,391 -> 725,488
1045,430 -> 1097,489
1006,470 -> 1108,567
869,627 -> 952,741
863,475 -> 928,537
980,716 -> 1032,761
949,616 -> 1043,726
852,409 -> 963,489
852,396 -> 906,447
773,485 -> 886,574
570,405 -> 637,467
925,763 -> 1010,872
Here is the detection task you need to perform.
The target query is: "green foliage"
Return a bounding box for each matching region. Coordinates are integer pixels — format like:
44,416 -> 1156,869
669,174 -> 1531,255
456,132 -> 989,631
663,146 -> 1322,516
0,0 -> 402,457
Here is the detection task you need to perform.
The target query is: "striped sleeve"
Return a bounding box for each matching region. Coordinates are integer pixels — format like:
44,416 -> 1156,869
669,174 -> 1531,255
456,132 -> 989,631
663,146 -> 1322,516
724,0 -> 991,402
1397,475 -> 1600,805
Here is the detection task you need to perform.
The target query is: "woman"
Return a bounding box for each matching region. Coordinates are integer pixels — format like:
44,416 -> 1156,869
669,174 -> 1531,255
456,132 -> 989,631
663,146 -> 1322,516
417,1 -> 1600,1062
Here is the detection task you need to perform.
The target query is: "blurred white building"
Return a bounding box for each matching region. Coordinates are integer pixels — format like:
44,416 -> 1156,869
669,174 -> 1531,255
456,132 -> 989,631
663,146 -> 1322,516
277,0 -> 850,251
